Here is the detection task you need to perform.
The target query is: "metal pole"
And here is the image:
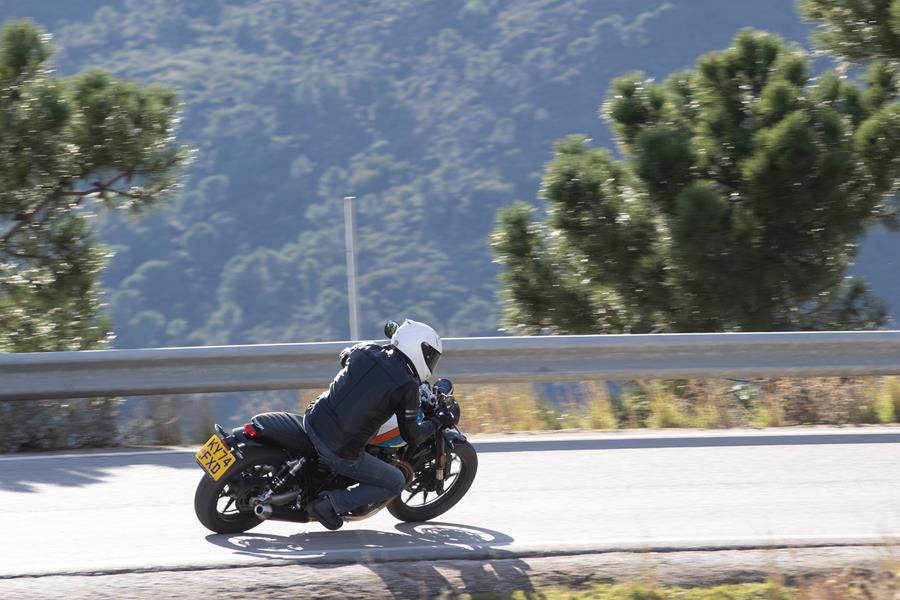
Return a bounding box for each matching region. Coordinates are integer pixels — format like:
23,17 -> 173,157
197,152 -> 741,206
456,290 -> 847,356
343,196 -> 360,340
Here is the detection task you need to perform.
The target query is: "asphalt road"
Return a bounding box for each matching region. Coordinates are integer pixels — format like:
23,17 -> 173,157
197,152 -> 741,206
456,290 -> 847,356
1,428 -> 898,579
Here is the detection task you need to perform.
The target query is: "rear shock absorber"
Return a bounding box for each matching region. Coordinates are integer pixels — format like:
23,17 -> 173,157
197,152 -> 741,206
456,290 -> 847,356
253,458 -> 310,519
270,457 -> 307,493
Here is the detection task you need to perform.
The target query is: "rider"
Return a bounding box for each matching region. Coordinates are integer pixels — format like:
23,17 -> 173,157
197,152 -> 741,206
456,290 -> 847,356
303,319 -> 454,530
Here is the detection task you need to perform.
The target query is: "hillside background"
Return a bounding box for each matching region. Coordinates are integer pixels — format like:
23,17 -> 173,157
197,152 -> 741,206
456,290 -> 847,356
2,0 -> 897,349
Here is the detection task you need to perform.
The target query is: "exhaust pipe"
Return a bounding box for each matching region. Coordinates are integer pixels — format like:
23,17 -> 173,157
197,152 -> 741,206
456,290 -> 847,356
254,503 -> 273,520
251,489 -> 302,521
270,490 -> 301,506
258,503 -> 311,523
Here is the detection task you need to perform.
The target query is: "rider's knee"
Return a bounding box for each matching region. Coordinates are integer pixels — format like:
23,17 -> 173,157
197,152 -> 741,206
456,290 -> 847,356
387,467 -> 406,496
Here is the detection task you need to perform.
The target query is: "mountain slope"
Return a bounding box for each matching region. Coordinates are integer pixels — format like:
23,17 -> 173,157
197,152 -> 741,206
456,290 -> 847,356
2,0 -> 895,345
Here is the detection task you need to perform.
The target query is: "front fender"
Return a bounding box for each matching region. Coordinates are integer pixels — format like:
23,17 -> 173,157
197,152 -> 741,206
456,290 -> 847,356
443,429 -> 467,446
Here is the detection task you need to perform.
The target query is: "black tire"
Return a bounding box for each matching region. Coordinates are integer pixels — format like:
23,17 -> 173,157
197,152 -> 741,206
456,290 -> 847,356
387,440 -> 477,522
194,445 -> 287,534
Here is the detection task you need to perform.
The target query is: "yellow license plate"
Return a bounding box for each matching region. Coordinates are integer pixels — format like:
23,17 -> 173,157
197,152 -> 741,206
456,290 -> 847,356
195,435 -> 237,481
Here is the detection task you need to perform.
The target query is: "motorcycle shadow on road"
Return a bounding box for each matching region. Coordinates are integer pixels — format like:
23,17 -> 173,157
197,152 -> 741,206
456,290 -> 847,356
205,521 -> 535,596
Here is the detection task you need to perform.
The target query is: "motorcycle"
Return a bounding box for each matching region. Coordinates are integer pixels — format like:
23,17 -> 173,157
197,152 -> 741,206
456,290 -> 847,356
193,327 -> 477,534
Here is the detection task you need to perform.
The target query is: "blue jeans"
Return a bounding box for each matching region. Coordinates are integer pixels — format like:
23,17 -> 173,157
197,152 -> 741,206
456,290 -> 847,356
304,419 -> 406,515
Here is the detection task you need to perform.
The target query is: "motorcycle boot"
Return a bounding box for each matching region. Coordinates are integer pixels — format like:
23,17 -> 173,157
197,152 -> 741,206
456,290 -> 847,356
308,494 -> 343,531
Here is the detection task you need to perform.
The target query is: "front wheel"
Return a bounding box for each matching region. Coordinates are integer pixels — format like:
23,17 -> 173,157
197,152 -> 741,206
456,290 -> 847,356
194,445 -> 288,534
387,440 -> 477,522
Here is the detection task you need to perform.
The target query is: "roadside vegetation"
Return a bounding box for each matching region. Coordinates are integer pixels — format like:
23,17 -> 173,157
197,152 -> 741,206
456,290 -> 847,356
473,582 -> 797,599
0,20 -> 189,453
100,375 -> 900,449
456,377 -> 900,435
468,567 -> 899,599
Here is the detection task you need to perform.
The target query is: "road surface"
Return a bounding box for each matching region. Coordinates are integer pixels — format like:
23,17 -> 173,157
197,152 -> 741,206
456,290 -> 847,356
1,427 -> 898,581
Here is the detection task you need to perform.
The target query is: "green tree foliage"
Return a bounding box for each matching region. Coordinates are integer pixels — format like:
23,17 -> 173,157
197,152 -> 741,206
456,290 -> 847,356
10,1 -> 890,347
492,30 -> 900,334
0,20 -> 190,352
799,0 -> 900,67
799,0 -> 900,136
0,20 -> 189,451
1,0 -> 805,345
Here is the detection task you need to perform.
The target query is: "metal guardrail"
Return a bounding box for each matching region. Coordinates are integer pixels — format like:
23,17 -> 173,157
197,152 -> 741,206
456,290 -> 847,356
1,331 -> 900,401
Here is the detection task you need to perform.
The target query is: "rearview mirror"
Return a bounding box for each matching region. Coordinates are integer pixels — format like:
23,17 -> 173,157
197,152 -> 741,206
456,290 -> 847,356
433,378 -> 453,397
384,320 -> 399,338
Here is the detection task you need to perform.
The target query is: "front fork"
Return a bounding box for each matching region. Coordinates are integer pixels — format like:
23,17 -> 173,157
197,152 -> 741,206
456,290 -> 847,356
434,430 -> 446,494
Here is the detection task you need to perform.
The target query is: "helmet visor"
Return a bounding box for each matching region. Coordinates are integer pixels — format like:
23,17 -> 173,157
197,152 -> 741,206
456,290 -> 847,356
421,342 -> 442,375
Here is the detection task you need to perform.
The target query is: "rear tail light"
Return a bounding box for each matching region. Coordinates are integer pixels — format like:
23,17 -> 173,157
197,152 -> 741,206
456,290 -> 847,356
243,423 -> 258,438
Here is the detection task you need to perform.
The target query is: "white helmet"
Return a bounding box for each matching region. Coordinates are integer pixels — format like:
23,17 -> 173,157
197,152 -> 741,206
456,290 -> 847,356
390,319 -> 442,381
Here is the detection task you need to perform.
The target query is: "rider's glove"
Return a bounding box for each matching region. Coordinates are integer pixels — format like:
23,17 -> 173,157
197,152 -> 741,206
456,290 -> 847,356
430,410 -> 455,429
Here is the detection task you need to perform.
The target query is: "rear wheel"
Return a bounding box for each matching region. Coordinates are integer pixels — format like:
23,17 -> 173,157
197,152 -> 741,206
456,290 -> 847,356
194,445 -> 287,534
387,440 -> 477,522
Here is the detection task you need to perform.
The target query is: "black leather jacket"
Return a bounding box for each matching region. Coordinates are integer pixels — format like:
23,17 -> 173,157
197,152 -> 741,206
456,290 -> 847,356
304,343 -> 436,459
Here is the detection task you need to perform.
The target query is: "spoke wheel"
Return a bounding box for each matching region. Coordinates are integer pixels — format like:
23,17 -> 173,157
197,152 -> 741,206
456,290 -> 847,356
387,440 -> 477,522
194,446 -> 287,534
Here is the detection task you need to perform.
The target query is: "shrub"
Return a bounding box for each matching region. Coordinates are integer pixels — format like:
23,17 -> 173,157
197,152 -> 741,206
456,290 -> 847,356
0,398 -> 120,453
873,377 -> 900,423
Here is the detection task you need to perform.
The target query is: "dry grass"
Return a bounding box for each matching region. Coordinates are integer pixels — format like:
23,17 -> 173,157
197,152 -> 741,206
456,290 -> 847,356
110,375 -> 900,447
465,564 -> 900,599
798,567 -> 900,599
456,377 -> 900,434
455,383 -> 561,433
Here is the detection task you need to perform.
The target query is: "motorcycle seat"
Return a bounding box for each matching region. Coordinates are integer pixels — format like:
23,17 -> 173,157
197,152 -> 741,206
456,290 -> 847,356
249,411 -> 318,457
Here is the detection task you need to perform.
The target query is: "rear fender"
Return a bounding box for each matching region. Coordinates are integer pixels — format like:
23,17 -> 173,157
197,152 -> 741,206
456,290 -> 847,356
225,428 -> 272,454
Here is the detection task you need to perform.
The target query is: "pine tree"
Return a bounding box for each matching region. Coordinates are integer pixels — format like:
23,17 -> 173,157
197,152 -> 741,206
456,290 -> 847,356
0,20 -> 190,451
492,30 -> 900,334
